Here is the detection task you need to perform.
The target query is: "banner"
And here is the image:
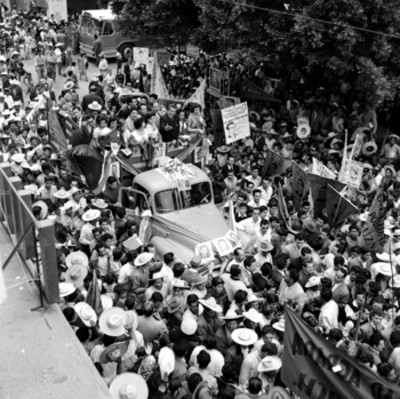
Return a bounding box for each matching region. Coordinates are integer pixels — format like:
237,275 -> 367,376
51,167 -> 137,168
282,307 -> 400,399
292,162 -> 310,212
338,159 -> 364,188
221,102 -> 250,144
151,52 -> 170,99
308,174 -> 345,219
47,0 -> 68,22
239,79 -> 280,103
263,149 -> 292,178
155,50 -> 170,66
362,185 -> 385,252
133,47 -> 149,68
312,158 -> 337,179
48,109 -> 68,154
351,133 -> 363,159
278,183 -> 290,228
183,79 -> 206,110
209,68 -> 230,97
217,96 -> 241,109
326,185 -> 358,228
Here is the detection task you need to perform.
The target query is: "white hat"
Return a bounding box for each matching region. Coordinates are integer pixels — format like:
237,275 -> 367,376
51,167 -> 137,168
272,318 -> 285,332
88,101 -> 102,111
124,310 -> 138,331
305,276 -> 321,288
32,200 -> 48,219
389,275 -> 400,288
11,153 -> 25,163
54,188 -> 70,200
99,307 -> 127,337
92,198 -> 108,209
134,252 -> 154,267
394,229 -> 400,237
158,346 -> 175,380
74,302 -> 97,327
69,187 -> 81,196
172,279 -> 190,289
359,212 -> 368,222
59,282 -> 76,297
181,318 -> 198,335
243,308 -> 263,324
24,184 -> 39,196
9,78 -> 19,85
109,373 -> 148,399
63,263 -> 88,287
222,310 -> 243,321
257,355 -> 282,372
199,297 -> 223,313
374,262 -> 394,277
385,220 -> 395,230
65,251 -> 89,268
231,328 -> 258,346
82,209 -> 101,222
393,242 -> 400,252
150,271 -> 166,281
376,253 -> 391,263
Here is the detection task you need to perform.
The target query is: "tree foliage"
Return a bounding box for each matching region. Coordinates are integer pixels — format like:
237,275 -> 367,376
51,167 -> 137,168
112,0 -> 400,102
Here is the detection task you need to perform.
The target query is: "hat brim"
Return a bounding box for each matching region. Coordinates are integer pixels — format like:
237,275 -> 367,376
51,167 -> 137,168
99,307 -> 127,337
99,341 -> 129,364
109,373 -> 148,399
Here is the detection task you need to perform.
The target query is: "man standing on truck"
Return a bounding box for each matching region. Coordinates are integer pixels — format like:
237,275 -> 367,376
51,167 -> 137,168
93,34 -> 103,66
160,104 -> 180,144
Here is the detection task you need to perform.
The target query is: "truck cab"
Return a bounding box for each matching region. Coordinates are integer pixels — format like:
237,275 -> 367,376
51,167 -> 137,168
118,162 -> 228,262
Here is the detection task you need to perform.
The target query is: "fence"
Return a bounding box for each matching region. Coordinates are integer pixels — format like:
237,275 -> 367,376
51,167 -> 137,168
0,162 -> 59,305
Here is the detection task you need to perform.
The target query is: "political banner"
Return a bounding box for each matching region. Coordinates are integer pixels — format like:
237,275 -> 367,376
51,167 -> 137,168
133,47 -> 149,67
292,162 -> 310,212
48,109 -> 68,154
362,185 -> 385,252
221,102 -> 250,144
209,68 -> 230,97
151,55 -> 170,100
338,159 -> 364,188
351,133 -> 363,159
239,79 -> 280,103
312,157 -> 337,179
278,184 -> 290,228
183,79 -> 206,109
263,149 -> 292,178
308,174 -> 345,219
47,0 -> 68,22
195,241 -> 215,264
282,307 -> 400,399
217,96 -> 241,109
326,185 -> 358,228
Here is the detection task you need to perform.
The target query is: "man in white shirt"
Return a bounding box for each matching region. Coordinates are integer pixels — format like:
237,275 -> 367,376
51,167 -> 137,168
319,287 -> 339,333
259,178 -> 274,205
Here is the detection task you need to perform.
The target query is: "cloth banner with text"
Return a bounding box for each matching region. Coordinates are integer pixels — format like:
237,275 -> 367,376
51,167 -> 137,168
326,185 -> 358,228
292,161 -> 310,212
361,185 -> 385,253
282,307 -> 400,399
221,102 -> 250,145
263,149 -> 292,178
312,157 -> 337,179
308,174 -> 345,219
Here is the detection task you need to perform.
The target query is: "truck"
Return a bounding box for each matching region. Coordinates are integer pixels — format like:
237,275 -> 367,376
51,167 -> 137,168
117,160 -> 229,263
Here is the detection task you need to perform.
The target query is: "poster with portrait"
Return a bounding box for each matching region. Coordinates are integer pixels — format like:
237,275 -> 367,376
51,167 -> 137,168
195,242 -> 215,264
152,142 -> 166,167
133,47 -> 149,68
109,161 -> 120,179
339,159 -> 364,188
224,229 -> 241,249
222,102 -> 251,145
212,237 -> 234,257
217,96 -> 241,110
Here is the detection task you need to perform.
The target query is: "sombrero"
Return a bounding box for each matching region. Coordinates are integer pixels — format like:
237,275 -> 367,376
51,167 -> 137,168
362,141 -> 377,156
99,340 -> 129,364
99,307 -> 127,337
296,123 -> 310,139
74,302 -> 97,327
109,373 -> 148,399
63,263 -> 88,287
82,209 -> 101,222
65,251 -> 89,268
32,200 -> 48,219
231,328 -> 258,346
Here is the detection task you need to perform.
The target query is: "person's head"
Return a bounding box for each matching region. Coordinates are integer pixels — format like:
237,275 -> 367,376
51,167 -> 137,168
334,267 -> 348,284
244,256 -> 257,273
369,333 -> 385,353
173,262 -> 185,278
285,268 -> 299,287
163,252 -> 175,266
197,350 -> 211,370
247,377 -> 263,395
320,287 -> 333,303
142,301 -> 154,317
371,309 -> 384,327
233,248 -> 245,262
187,294 -> 200,314
167,104 -> 176,117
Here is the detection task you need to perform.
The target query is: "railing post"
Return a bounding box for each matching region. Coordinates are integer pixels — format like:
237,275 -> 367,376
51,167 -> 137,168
17,189 -> 36,260
9,176 -> 22,236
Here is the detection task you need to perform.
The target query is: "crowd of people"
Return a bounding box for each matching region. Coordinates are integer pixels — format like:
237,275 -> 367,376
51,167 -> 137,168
2,4 -> 400,399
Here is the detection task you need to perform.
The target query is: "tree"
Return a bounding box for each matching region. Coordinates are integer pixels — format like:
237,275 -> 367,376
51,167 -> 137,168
112,0 -> 201,47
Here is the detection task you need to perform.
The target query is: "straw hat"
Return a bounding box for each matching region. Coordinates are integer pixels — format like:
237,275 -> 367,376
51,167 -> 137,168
374,262 -> 394,277
64,81 -> 75,91
305,276 -> 321,288
65,251 -> 89,268
82,209 -> 101,222
171,279 -> 190,290
231,328 -> 258,346
216,145 -> 231,154
92,198 -> 108,209
191,275 -> 208,287
181,318 -> 198,335
74,302 -> 97,327
99,340 -> 129,364
257,355 -> 282,373
159,346 -> 175,380
88,101 -> 102,111
124,310 -> 139,331
376,253 -> 391,263
32,200 -> 48,219
99,307 -> 127,337
272,318 -> 285,332
63,263 -> 88,287
11,153 -> 25,163
109,373 -> 148,399
134,252 -> 154,267
199,297 -> 222,313
259,241 -> 273,252
59,282 -> 76,298
222,310 -> 243,321
243,308 -> 263,324
54,188 -> 70,200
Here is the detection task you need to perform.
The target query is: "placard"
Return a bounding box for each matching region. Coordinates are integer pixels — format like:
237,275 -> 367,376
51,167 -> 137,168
212,237 -> 234,257
133,47 -> 149,68
47,0 -> 68,22
221,102 -> 250,144
195,242 -> 215,264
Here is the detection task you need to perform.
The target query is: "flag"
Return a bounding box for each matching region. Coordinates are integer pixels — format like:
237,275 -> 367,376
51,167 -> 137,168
277,183 -> 290,228
326,185 -> 358,228
239,79 -> 280,103
263,149 -> 291,177
92,151 -> 114,195
184,79 -> 206,109
48,109 -> 68,154
292,161 -> 310,212
312,157 -> 337,179
282,307 -> 400,399
151,51 -> 170,100
58,110 -> 89,146
362,185 -> 385,252
86,271 -> 103,317
350,133 -> 363,159
308,173 -> 345,219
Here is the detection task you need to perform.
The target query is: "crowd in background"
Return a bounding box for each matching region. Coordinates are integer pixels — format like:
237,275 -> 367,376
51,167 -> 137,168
2,4 -> 400,399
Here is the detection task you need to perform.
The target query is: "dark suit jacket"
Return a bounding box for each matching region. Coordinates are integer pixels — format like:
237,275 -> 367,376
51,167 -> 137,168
81,94 -> 104,111
160,113 -> 179,142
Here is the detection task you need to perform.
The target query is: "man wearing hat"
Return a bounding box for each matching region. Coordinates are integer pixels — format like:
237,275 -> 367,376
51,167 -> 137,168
383,134 -> 400,164
137,301 -> 168,344
181,256 -> 205,285
197,297 -> 223,341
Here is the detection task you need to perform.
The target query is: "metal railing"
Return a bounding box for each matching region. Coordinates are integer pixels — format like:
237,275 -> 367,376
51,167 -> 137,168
0,162 -> 59,306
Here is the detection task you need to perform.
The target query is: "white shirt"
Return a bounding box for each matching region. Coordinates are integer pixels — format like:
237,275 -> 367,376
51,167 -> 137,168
319,300 -> 339,333
190,346 -> 225,377
118,263 -> 134,284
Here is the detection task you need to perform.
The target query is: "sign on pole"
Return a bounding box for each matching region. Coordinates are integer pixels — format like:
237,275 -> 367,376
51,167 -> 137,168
47,0 -> 68,22
133,47 -> 149,68
221,102 -> 250,144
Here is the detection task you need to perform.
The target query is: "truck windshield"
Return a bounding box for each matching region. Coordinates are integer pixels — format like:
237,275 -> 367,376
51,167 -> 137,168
155,182 -> 212,213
